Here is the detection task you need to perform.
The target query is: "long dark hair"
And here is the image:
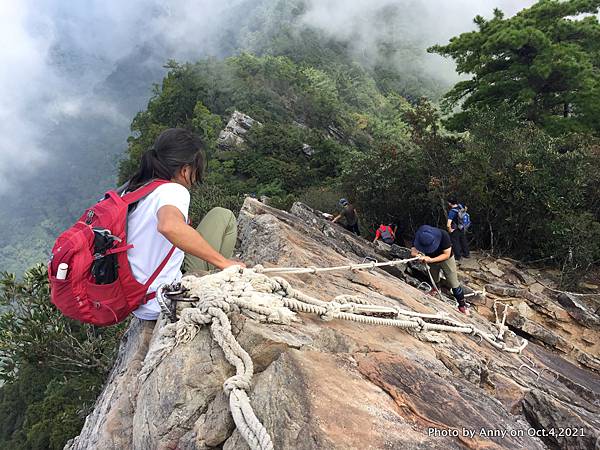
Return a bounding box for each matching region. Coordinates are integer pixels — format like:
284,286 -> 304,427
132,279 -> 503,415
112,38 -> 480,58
126,128 -> 205,192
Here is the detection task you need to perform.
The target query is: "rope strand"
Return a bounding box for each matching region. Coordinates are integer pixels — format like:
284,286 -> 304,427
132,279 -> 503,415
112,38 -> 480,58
142,263 -> 527,450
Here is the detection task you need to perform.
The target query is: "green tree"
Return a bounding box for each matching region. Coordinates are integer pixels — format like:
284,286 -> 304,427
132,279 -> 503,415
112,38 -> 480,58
429,0 -> 600,135
0,265 -> 122,382
0,266 -> 124,448
191,101 -> 223,150
450,107 -> 600,276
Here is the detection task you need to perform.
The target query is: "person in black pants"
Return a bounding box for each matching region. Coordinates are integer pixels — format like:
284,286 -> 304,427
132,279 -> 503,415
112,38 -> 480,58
446,196 -> 470,261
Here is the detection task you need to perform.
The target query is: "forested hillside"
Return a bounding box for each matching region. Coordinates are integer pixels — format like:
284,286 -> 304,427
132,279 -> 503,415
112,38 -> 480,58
121,0 -> 600,283
1,1 -> 599,448
0,0 -> 447,275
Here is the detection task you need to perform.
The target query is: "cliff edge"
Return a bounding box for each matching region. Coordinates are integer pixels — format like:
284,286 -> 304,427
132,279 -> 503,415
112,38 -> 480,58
67,198 -> 600,450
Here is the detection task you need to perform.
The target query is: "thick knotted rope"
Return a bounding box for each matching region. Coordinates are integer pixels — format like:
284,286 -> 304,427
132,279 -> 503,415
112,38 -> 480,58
141,264 -> 527,450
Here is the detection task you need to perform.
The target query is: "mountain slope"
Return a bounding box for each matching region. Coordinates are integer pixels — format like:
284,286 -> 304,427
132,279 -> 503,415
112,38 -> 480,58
67,198 -> 600,449
0,0 -> 451,275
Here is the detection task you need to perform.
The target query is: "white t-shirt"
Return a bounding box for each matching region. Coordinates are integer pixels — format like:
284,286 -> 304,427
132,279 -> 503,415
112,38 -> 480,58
127,183 -> 190,320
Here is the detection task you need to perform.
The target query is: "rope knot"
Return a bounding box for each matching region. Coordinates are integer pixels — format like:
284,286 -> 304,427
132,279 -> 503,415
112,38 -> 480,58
253,264 -> 265,273
272,276 -> 293,295
321,301 -> 341,321
223,374 -> 252,394
415,317 -> 428,332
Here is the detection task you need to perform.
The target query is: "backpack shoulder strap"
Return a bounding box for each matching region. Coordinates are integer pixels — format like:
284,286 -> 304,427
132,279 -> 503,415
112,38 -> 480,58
121,179 -> 171,205
141,215 -> 191,301
143,245 -> 176,291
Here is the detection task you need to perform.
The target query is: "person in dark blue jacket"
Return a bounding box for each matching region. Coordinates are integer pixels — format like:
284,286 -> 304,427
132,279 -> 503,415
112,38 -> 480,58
447,196 -> 470,261
411,225 -> 469,315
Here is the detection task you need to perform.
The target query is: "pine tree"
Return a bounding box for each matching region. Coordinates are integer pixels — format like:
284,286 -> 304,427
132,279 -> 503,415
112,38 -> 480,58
429,0 -> 600,135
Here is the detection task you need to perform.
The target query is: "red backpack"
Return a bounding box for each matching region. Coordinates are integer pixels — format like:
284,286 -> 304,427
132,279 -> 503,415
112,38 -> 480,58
48,179 -> 175,326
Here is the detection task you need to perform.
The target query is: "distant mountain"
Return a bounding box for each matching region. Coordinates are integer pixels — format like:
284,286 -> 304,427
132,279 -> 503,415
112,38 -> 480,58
0,0 -> 452,275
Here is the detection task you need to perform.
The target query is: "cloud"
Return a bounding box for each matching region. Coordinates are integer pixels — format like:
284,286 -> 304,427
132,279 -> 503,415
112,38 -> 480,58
299,0 -> 536,84
0,0 -> 537,195
0,0 -> 264,194
0,2 -> 53,192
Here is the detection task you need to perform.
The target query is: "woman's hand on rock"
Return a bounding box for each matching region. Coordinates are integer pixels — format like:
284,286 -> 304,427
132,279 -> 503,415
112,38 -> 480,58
221,259 -> 247,269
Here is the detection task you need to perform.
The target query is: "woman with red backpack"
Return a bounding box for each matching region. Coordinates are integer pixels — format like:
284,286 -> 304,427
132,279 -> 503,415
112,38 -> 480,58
125,128 -> 244,320
49,128 -> 243,325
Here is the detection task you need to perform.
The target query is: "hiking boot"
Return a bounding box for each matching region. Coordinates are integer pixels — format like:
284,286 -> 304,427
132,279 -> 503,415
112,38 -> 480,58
427,288 -> 440,297
458,305 -> 470,315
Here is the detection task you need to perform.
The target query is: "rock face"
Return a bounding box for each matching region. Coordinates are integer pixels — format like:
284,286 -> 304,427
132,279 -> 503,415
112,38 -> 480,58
218,111 -> 261,150
67,199 -> 600,450
301,143 -> 314,157
444,255 -> 600,374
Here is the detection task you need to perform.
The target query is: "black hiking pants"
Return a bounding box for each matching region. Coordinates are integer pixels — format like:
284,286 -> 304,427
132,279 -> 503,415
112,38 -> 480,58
345,223 -> 360,235
450,228 -> 469,260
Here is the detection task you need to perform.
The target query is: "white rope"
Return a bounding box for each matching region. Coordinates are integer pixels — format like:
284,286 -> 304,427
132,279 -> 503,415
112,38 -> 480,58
533,279 -> 600,297
464,289 -> 486,298
140,264 -> 528,450
255,257 -> 419,275
493,301 -> 511,341
425,263 -> 446,303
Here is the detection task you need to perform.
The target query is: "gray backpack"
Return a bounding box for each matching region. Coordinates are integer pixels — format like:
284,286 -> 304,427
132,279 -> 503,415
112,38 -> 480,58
379,226 -> 394,244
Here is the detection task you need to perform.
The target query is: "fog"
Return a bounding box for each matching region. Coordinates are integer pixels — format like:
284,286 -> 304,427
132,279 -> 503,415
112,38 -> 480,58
301,0 -> 535,82
0,0 -> 255,194
0,0 -> 535,273
0,0 -> 535,193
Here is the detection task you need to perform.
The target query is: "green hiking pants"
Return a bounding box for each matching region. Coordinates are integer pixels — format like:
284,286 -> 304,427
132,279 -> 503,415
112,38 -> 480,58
182,207 -> 237,273
428,255 -> 460,289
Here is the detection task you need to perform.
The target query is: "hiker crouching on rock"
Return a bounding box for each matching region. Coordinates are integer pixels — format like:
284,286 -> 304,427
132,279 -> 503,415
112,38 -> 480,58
124,128 -> 244,321
410,225 -> 469,315
331,198 -> 360,235
373,223 -> 395,245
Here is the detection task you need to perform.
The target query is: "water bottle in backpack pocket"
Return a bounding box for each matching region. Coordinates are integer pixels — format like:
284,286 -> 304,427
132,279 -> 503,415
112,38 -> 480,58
90,228 -> 120,284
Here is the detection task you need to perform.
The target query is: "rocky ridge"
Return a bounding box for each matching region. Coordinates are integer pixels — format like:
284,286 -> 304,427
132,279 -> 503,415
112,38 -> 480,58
67,198 -> 600,450
217,111 -> 261,150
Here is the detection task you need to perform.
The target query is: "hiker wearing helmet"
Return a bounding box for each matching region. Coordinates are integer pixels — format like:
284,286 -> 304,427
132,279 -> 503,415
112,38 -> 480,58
410,225 -> 469,315
331,198 -> 360,235
125,128 -> 244,321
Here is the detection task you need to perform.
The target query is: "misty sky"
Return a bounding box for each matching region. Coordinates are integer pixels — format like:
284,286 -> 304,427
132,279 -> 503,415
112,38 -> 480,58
0,0 -> 535,196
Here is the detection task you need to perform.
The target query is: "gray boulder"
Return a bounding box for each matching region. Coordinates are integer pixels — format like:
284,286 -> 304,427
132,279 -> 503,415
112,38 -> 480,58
66,198 -> 600,450
218,111 -> 262,150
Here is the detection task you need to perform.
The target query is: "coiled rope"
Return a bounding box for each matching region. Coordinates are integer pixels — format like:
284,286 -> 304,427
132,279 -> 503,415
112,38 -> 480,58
143,262 -> 527,450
